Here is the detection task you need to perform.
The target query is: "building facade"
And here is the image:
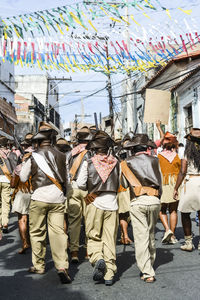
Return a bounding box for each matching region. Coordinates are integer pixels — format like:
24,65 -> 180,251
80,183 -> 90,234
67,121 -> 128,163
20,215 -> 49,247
140,51 -> 200,143
0,58 -> 17,140
15,74 -> 62,139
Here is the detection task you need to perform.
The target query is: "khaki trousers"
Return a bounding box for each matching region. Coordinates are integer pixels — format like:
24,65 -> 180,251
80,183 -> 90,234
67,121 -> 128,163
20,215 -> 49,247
29,200 -> 69,271
86,204 -> 118,280
130,204 -> 160,278
0,182 -> 11,226
68,188 -> 87,252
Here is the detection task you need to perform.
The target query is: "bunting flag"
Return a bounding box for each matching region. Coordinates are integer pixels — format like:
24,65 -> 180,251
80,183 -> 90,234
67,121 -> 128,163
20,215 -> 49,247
0,0 -> 194,39
1,29 -> 200,73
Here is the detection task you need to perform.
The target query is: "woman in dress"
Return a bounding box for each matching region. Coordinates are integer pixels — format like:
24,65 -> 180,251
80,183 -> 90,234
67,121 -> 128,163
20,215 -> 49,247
12,134 -> 33,254
174,128 -> 200,251
158,132 -> 181,244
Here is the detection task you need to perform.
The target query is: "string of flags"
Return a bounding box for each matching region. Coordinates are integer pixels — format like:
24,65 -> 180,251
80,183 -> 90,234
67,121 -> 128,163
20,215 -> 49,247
0,30 -> 199,73
0,0 -> 198,73
0,0 -> 193,39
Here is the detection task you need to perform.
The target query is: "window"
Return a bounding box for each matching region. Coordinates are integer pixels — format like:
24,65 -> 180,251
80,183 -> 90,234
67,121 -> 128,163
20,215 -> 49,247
50,84 -> 53,95
184,105 -> 193,134
105,119 -> 111,127
49,105 -> 55,124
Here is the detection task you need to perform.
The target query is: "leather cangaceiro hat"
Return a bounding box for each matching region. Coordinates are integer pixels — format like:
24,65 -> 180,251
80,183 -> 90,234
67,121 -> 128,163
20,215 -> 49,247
162,131 -> 178,147
184,128 -> 200,143
0,136 -> 8,147
86,130 -> 115,150
123,134 -> 156,149
76,126 -> 93,142
56,138 -> 71,152
21,133 -> 34,146
32,122 -> 58,140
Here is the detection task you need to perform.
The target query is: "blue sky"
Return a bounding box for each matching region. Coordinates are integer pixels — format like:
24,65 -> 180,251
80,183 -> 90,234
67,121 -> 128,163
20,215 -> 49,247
1,0 -> 200,127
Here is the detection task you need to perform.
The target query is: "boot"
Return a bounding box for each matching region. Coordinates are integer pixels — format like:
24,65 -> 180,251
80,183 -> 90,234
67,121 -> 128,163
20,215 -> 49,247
180,235 -> 194,252
71,251 -> 79,263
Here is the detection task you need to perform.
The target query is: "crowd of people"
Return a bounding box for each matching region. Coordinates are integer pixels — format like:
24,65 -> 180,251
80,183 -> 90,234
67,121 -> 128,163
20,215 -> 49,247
0,121 -> 200,285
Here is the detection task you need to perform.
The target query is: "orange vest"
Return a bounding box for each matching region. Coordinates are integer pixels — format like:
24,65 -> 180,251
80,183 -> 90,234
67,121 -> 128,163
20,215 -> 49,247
158,153 -> 181,185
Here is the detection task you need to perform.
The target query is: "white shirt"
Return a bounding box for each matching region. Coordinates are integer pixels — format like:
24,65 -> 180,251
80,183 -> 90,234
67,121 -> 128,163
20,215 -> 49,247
20,158 -> 65,204
0,175 -> 10,183
76,160 -> 118,211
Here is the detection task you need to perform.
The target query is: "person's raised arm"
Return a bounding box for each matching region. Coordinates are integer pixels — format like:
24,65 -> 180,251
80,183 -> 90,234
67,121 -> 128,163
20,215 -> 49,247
156,120 -> 165,141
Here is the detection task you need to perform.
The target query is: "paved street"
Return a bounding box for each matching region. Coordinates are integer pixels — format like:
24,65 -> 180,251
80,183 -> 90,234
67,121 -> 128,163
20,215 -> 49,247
0,213 -> 200,300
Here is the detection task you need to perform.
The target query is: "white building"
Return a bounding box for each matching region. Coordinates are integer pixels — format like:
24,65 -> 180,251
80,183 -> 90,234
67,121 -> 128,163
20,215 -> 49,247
15,74 -> 61,132
140,51 -> 200,142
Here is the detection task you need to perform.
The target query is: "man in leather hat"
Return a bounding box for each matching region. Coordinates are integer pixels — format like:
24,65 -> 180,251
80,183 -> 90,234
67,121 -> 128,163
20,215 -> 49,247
20,122 -> 71,284
0,136 -> 18,237
121,134 -> 162,283
76,130 -> 120,286
56,137 -> 71,235
67,126 -> 93,263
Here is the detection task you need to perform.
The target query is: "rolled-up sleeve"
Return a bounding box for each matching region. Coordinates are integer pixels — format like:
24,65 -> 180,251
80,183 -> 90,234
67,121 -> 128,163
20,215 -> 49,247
20,159 -> 31,183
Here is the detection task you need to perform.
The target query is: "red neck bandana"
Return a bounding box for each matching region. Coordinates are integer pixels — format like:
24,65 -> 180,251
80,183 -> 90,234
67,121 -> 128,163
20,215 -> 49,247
91,154 -> 117,183
72,143 -> 87,157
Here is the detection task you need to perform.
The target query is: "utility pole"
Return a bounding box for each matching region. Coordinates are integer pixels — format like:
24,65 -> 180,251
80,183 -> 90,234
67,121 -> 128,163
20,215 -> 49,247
44,76 -> 72,122
105,41 -> 114,138
125,0 -> 135,132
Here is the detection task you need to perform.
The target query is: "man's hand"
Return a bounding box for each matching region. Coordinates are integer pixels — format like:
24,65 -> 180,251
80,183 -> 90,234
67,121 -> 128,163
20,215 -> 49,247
173,189 -> 178,201
156,120 -> 161,129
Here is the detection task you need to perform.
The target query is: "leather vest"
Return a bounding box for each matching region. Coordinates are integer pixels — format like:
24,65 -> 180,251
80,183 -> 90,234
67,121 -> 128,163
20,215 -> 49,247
87,158 -> 120,194
31,146 -> 66,192
68,150 -> 90,181
126,154 -> 162,196
0,150 -> 18,176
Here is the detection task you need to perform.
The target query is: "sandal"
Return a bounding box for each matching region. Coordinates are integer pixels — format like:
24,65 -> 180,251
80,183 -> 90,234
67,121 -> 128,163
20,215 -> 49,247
144,276 -> 156,283
120,237 -> 132,245
18,245 -> 31,254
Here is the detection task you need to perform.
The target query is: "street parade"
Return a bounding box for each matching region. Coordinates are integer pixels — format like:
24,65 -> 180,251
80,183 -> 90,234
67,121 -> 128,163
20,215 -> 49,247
0,0 -> 200,299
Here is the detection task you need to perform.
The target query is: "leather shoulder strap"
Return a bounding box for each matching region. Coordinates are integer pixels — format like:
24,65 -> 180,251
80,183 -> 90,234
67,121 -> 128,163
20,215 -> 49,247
69,150 -> 88,181
46,174 -> 63,191
23,152 -> 32,162
0,156 -> 11,181
120,161 -> 159,197
120,160 -> 142,187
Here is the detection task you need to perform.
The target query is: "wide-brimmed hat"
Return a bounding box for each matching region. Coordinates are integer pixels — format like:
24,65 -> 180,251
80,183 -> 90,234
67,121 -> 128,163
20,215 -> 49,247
89,125 -> 98,135
122,131 -> 135,148
184,128 -> 200,142
0,136 -> 8,147
76,126 -> 93,142
162,131 -> 178,147
33,122 -> 58,140
21,133 -> 33,146
56,138 -> 71,152
123,132 -> 135,142
123,134 -> 156,149
86,130 -> 115,150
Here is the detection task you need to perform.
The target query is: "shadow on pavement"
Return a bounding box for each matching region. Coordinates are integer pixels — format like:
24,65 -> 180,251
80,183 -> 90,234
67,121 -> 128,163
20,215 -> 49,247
0,272 -> 88,300
116,249 -> 135,281
154,247 -> 174,270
